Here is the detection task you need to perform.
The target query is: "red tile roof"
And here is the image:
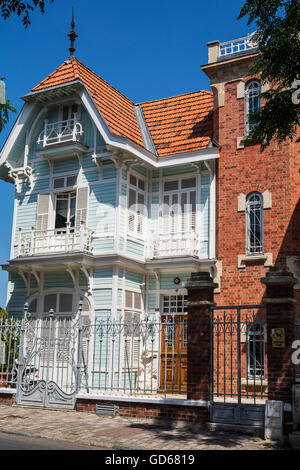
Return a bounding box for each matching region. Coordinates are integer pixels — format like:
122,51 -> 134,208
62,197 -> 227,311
32,58 -> 214,157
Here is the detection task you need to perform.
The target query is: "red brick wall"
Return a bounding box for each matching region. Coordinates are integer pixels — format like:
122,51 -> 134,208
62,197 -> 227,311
214,74 -> 300,308
76,398 -> 209,424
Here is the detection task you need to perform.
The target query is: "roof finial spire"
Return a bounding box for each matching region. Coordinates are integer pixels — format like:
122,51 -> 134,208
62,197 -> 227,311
68,7 -> 78,59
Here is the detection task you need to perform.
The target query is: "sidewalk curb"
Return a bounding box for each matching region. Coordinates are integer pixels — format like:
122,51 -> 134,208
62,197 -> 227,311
0,428 -> 138,450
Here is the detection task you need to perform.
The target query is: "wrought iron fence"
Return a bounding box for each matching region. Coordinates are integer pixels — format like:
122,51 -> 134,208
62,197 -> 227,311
1,310 -> 188,398
79,315 -> 187,397
296,320 -> 300,380
210,305 -> 267,405
0,317 -> 22,388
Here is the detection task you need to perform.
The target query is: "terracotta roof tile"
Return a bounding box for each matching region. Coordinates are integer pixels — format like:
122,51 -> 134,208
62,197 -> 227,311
32,59 -> 214,157
140,91 -> 213,156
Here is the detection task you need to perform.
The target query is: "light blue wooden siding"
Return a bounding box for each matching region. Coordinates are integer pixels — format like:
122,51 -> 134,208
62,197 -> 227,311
200,186 -> 210,257
162,164 -> 197,177
150,195 -> 159,231
148,293 -> 157,311
126,240 -> 144,259
14,194 -> 38,256
88,183 -> 116,232
82,169 -> 99,184
119,183 -> 127,234
160,273 -> 190,290
92,237 -> 115,252
33,160 -> 50,177
6,292 -> 27,317
82,153 -> 98,170
44,271 -> 74,289
102,161 -> 116,180
148,275 -> 157,291
7,105 -> 41,164
125,271 -> 143,290
117,289 -> 123,306
9,274 -> 25,290
92,289 -> 112,306
132,165 -> 147,177
53,157 -> 79,174
80,107 -> 94,148
93,268 -> 113,286
31,179 -> 50,192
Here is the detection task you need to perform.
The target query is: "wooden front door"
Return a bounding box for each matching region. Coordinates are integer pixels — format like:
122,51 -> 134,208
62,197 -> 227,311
160,315 -> 187,393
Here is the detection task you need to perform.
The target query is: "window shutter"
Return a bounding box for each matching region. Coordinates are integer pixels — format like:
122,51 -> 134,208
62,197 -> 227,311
36,194 -> 50,231
76,187 -> 89,228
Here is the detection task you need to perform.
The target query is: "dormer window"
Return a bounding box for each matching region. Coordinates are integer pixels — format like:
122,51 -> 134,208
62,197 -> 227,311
245,80 -> 261,136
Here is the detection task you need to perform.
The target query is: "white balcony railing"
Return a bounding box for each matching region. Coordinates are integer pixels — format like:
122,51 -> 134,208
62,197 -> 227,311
219,33 -> 258,58
147,231 -> 202,259
37,114 -> 83,147
17,223 -> 93,257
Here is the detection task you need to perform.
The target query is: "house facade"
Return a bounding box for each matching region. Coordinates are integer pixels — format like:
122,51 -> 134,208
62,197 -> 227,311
0,32 -> 299,414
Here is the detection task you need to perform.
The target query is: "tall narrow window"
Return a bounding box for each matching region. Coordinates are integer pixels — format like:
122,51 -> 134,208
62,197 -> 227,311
246,192 -> 264,255
245,80 -> 261,136
247,322 -> 265,378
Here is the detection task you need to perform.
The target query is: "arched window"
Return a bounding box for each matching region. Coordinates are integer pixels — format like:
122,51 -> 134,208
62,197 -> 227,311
245,80 -> 261,136
246,192 -> 264,255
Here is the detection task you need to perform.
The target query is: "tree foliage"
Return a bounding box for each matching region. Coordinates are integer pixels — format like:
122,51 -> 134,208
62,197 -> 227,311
238,0 -> 300,150
0,1 -> 55,133
0,0 -> 54,28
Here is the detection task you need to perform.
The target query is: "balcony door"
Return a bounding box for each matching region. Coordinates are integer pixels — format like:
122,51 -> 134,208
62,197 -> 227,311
161,178 -> 196,235
55,192 -> 76,230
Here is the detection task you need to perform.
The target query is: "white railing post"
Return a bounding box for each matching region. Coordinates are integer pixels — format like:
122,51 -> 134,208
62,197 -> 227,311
72,114 -> 77,141
31,227 -> 35,256
18,228 -> 22,257
65,222 -> 70,252
43,120 -> 49,147
80,221 -> 85,251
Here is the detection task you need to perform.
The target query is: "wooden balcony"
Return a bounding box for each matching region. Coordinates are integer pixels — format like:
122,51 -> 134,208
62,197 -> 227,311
147,231 -> 204,259
17,224 -> 94,257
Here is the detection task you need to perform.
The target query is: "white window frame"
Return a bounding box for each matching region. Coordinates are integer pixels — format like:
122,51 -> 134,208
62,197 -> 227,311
127,172 -> 146,239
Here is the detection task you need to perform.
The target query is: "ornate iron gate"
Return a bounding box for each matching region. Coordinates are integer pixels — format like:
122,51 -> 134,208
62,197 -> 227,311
16,303 -> 86,409
210,305 -> 267,426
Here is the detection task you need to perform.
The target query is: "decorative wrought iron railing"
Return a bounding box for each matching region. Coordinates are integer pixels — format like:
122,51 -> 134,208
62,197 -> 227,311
219,33 -> 258,58
37,115 -> 83,147
17,223 -> 94,257
2,309 -> 188,398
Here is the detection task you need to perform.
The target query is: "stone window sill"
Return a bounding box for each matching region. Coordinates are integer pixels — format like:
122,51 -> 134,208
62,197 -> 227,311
238,253 -> 273,269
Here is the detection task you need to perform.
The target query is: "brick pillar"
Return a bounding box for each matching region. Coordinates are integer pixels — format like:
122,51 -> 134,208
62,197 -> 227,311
184,272 -> 218,401
261,267 -> 297,429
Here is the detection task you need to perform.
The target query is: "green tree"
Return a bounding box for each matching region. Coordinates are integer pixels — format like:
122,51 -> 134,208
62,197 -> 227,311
0,0 -> 55,133
238,0 -> 300,150
0,307 -> 20,372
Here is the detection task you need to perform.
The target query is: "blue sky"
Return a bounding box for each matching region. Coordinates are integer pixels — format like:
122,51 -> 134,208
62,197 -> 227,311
0,0 -> 252,307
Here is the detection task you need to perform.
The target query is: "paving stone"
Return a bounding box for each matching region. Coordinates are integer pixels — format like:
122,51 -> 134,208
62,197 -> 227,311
0,404 -> 270,450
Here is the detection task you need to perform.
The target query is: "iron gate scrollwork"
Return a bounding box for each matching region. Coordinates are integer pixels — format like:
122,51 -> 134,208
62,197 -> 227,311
16,302 -> 87,409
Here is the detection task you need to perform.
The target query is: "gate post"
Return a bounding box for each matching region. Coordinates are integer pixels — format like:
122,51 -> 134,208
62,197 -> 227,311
261,266 -> 297,435
184,272 -> 218,401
